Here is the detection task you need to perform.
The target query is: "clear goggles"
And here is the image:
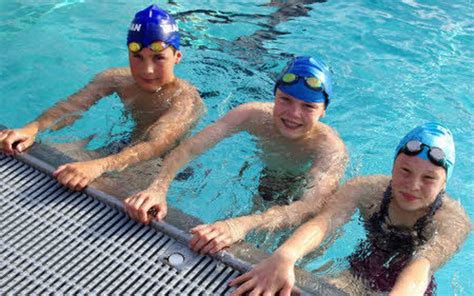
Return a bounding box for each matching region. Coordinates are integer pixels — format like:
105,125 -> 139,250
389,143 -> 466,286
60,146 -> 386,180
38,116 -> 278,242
400,140 -> 447,169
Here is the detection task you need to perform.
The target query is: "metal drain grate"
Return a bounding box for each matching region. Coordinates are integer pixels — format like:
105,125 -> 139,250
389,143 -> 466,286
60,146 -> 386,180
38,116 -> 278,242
0,152 -> 242,295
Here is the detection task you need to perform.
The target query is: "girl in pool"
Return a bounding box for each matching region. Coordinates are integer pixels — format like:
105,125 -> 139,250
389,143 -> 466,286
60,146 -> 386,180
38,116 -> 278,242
230,122 -> 471,296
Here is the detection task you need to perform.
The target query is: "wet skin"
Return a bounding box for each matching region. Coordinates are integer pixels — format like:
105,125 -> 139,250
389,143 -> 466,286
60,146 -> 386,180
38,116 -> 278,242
0,46 -> 203,192
229,155 -> 470,295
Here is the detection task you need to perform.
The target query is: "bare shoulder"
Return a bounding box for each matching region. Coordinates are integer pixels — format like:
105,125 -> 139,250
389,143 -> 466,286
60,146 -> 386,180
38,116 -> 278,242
96,67 -> 131,79
172,78 -> 204,114
228,102 -> 272,119
93,67 -> 133,86
346,175 -> 391,213
219,102 -> 272,128
346,175 -> 390,194
435,195 -> 472,229
234,102 -> 273,112
312,123 -> 345,153
175,78 -> 201,100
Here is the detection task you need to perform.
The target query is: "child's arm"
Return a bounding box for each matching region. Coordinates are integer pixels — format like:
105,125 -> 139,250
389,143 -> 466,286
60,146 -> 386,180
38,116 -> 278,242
189,132 -> 348,254
228,178 -> 364,295
123,103 -> 260,223
391,198 -> 471,295
0,69 -> 116,154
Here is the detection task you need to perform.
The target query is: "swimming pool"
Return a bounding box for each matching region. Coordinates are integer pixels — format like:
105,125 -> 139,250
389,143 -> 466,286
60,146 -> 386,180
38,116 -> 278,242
1,0 -> 472,294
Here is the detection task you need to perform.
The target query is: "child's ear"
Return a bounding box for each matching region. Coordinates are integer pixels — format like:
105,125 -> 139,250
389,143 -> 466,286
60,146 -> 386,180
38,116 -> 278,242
175,51 -> 182,64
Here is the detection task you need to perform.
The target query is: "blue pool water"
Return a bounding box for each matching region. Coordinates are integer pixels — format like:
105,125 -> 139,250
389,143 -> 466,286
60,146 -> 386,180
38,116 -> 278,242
1,1 -> 472,294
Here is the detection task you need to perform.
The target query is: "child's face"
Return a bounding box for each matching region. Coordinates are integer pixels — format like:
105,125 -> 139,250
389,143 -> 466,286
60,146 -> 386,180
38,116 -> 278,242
391,153 -> 446,212
129,46 -> 181,92
272,89 -> 325,140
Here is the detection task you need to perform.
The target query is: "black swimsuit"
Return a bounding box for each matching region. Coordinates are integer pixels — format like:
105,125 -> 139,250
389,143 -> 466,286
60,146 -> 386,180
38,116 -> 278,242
257,168 -> 306,204
349,184 -> 443,295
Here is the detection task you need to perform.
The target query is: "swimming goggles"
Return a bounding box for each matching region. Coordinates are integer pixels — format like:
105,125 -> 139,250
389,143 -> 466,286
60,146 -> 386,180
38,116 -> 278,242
128,41 -> 169,53
400,140 -> 447,168
278,73 -> 323,91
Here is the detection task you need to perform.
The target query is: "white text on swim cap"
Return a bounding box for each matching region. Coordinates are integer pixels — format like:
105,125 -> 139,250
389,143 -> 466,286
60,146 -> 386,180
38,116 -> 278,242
160,23 -> 178,34
129,23 -> 142,32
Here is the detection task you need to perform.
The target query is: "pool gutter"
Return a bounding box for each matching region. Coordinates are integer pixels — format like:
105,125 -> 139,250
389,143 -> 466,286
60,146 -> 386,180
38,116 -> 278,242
0,124 -> 346,295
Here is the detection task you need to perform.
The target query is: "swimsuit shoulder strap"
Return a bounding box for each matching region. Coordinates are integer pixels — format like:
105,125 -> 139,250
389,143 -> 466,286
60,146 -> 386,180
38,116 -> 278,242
413,191 -> 444,241
368,184 -> 393,229
379,183 -> 393,219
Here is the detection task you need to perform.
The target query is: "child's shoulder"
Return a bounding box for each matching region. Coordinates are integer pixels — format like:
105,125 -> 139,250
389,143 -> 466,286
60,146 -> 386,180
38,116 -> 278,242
98,67 -> 131,77
236,102 -> 273,113
174,78 -> 201,100
233,102 -> 274,124
349,175 -> 391,213
436,195 -> 471,226
93,67 -> 133,85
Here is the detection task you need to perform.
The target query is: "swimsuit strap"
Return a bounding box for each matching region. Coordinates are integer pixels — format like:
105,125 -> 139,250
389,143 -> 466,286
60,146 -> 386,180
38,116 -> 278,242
379,183 -> 393,219
369,183 -> 393,229
413,190 -> 444,241
377,183 -> 444,243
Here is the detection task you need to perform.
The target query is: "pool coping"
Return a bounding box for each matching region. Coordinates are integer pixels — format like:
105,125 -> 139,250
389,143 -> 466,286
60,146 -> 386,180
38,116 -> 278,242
1,124 -> 346,295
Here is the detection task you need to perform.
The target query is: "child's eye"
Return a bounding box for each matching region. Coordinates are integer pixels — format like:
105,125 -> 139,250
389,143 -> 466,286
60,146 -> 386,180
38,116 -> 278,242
423,175 -> 437,181
153,55 -> 165,62
132,53 -> 143,60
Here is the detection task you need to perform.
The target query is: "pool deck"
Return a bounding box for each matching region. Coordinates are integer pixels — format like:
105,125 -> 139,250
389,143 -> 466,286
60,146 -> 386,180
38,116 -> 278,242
0,125 -> 346,295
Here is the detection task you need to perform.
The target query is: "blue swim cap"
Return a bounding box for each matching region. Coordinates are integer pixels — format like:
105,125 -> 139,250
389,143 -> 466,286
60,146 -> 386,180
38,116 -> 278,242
127,5 -> 180,50
274,56 -> 333,107
395,122 -> 455,181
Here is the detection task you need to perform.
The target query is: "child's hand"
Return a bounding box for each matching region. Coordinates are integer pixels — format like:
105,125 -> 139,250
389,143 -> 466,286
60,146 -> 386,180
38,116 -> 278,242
0,124 -> 38,155
124,187 -> 168,224
53,160 -> 105,191
189,219 -> 247,255
229,252 -> 296,296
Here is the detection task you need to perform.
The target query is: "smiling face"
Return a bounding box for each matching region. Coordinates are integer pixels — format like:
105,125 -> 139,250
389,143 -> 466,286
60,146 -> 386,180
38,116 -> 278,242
272,89 -> 326,140
391,153 -> 446,212
128,46 -> 182,92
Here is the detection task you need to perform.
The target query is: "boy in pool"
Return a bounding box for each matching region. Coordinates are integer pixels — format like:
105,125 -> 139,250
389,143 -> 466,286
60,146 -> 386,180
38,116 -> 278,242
124,56 -> 348,254
0,5 -> 203,191
230,123 -> 471,296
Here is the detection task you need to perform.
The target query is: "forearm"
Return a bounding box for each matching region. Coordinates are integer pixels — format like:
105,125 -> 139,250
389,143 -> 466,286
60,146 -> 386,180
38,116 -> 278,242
21,121 -> 40,134
147,121 -> 237,191
273,215 -> 329,263
33,95 -> 97,131
243,201 -> 316,232
32,71 -> 115,131
147,140 -> 200,190
390,257 -> 431,296
98,138 -> 175,173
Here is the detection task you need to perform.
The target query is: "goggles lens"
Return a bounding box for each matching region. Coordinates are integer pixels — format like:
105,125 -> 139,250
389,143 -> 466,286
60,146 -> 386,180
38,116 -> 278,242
280,73 -> 323,91
404,140 -> 423,155
150,41 -> 168,52
402,140 -> 446,168
128,42 -> 142,53
128,41 -> 169,53
306,77 -> 322,88
429,147 -> 445,165
282,73 -> 297,83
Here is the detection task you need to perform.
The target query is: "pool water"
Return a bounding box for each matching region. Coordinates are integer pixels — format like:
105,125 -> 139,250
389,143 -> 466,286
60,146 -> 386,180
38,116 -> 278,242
1,1 -> 472,294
